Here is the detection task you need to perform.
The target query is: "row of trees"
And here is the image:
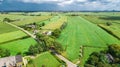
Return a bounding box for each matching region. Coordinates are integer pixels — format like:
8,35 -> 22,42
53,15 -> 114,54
84,44 -> 120,67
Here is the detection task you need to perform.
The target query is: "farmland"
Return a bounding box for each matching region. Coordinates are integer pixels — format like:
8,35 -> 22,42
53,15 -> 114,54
27,52 -> 61,67
0,38 -> 37,55
80,13 -> 120,39
0,12 -> 120,67
57,16 -> 120,66
0,30 -> 27,43
42,16 -> 67,30
0,22 -> 18,34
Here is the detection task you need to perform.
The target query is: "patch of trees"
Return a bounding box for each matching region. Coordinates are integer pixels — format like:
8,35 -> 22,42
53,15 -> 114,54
106,22 -> 112,26
3,17 -> 20,22
84,44 -> 120,67
70,14 -> 79,16
3,18 -> 13,22
27,33 -> 63,56
60,22 -> 67,30
27,44 -> 44,55
52,29 -> 61,38
0,48 -> 10,58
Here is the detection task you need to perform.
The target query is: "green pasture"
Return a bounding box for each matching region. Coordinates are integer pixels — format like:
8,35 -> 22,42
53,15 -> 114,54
38,16 -> 60,25
0,30 -> 27,43
80,14 -> 120,39
0,38 -> 37,55
11,16 -> 52,26
42,16 -> 67,30
28,52 -> 61,67
0,22 -> 18,34
57,16 -> 119,62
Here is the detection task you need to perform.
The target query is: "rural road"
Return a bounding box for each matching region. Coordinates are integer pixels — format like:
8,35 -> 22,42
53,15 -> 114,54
6,22 -> 36,39
55,54 -> 77,67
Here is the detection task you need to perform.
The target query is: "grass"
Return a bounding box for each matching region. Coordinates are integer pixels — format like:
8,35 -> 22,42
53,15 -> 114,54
0,22 -> 18,34
80,14 -> 120,39
0,37 -> 37,55
57,16 -> 119,62
38,16 -> 60,25
11,16 -> 52,26
27,52 -> 61,67
42,16 -> 67,30
80,47 -> 104,67
0,30 -> 28,43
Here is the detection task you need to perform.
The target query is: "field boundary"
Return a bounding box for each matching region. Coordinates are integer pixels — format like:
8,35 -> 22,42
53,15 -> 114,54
98,24 -> 120,40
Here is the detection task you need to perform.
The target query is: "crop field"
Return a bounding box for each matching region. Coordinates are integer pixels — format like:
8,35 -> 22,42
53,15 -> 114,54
0,37 -> 37,55
42,16 -> 67,30
57,16 -> 119,63
0,14 -> 52,26
0,30 -> 28,43
0,22 -> 18,34
11,16 -> 52,26
27,52 -> 61,67
38,16 -> 60,25
80,13 -> 120,39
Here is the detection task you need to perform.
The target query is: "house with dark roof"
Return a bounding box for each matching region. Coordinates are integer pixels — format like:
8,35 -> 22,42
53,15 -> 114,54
0,55 -> 23,67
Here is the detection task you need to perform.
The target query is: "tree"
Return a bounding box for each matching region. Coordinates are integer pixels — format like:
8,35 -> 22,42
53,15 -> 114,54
106,22 -> 112,26
28,45 -> 36,55
0,48 -> 10,57
3,18 -> 11,22
52,29 -> 61,38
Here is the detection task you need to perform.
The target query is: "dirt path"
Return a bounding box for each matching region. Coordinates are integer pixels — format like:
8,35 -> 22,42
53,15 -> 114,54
6,22 -> 36,39
55,54 -> 77,67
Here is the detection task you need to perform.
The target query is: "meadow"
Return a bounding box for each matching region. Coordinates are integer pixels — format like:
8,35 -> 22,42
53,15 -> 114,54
42,16 -> 67,30
0,30 -> 27,43
0,22 -> 18,34
0,37 -> 37,55
80,13 -> 120,39
57,16 -> 119,65
27,52 -> 61,67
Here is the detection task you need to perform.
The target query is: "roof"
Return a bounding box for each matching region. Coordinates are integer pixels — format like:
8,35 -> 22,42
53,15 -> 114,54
0,55 -> 22,67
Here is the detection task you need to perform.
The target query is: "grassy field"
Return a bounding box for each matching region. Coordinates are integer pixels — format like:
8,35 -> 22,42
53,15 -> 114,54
0,30 -> 28,43
27,52 -> 61,67
0,37 -> 37,55
80,47 -> 104,67
11,16 -> 52,26
0,22 -> 18,34
42,16 -> 67,30
57,16 -> 119,62
80,14 -> 120,39
37,16 -> 60,25
0,14 -> 52,26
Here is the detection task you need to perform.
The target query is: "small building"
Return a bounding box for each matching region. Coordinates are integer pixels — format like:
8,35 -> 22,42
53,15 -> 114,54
43,31 -> 52,36
0,55 -> 23,67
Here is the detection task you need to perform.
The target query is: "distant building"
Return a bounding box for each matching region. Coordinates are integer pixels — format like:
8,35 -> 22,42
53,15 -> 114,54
0,55 -> 23,67
43,31 -> 52,35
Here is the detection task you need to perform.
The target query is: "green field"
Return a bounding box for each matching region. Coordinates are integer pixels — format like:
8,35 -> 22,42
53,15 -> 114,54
28,52 -> 61,67
0,38 -> 37,55
42,16 -> 67,30
0,22 -> 18,34
11,16 -> 52,26
0,30 -> 27,43
80,14 -> 120,39
57,16 -> 119,62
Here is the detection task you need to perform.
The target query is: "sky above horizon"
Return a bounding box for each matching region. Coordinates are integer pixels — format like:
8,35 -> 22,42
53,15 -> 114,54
0,0 -> 120,11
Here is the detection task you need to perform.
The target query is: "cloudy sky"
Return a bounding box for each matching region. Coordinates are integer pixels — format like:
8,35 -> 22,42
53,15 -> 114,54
0,0 -> 120,11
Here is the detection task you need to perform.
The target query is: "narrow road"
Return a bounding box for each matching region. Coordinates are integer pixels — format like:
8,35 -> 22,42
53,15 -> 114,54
6,22 -> 36,39
55,54 -> 77,67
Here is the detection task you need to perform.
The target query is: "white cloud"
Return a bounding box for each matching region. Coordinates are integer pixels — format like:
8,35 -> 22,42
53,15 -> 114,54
7,0 -> 120,10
